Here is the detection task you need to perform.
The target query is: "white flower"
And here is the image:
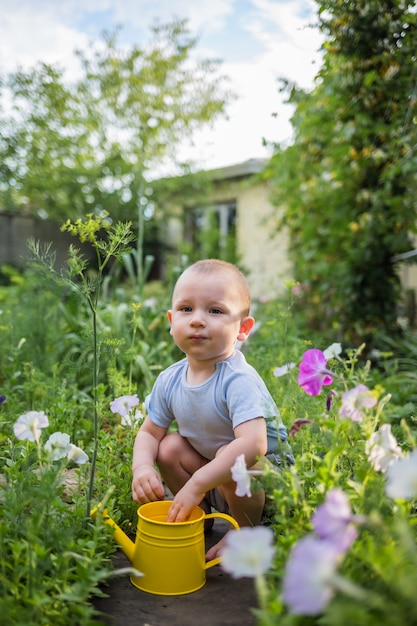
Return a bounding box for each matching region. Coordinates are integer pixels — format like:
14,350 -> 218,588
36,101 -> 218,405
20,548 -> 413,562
221,527 -> 275,578
366,424 -> 403,473
386,448 -> 417,500
231,454 -> 252,497
13,411 -> 49,443
67,443 -> 89,465
323,343 -> 342,359
121,407 -> 144,427
45,432 -> 71,460
230,454 -> 263,498
110,394 -> 140,418
273,363 -> 296,377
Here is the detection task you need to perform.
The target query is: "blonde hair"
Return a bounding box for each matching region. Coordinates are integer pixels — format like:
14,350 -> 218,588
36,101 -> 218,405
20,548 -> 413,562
175,259 -> 251,316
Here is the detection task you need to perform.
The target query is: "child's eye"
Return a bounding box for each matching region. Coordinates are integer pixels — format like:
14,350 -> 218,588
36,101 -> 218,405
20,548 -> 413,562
180,306 -> 192,312
210,308 -> 222,314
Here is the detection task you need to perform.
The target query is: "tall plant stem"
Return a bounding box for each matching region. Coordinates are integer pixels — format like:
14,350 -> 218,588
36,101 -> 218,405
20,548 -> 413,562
86,306 -> 99,518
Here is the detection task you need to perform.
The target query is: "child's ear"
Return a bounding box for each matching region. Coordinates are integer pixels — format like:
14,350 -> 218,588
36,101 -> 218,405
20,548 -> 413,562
167,310 -> 173,335
237,316 -> 255,342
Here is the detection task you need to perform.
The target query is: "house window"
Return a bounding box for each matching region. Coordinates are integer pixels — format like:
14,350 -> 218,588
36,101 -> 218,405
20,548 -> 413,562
186,201 -> 237,262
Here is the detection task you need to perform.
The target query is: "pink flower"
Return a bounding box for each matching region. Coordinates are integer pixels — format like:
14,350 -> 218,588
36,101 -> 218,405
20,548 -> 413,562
339,385 -> 376,422
298,349 -> 334,396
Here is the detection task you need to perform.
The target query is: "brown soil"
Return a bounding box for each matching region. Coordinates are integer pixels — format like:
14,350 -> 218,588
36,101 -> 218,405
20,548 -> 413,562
92,519 -> 259,626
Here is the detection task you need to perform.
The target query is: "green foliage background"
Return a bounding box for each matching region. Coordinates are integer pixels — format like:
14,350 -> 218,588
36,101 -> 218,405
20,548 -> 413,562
264,0 -> 417,348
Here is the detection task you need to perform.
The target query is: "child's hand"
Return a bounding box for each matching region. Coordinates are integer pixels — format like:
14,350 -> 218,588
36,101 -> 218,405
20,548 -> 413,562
167,484 -> 205,522
132,465 -> 165,504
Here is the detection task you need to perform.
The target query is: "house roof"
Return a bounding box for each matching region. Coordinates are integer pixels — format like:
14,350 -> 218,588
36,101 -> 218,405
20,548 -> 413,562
205,158 -> 268,181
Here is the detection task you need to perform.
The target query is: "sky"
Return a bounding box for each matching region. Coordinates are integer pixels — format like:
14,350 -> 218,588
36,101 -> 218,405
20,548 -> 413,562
0,0 -> 324,173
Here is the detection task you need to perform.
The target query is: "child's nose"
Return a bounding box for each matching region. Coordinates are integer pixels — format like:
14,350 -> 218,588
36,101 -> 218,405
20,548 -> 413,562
190,311 -> 206,326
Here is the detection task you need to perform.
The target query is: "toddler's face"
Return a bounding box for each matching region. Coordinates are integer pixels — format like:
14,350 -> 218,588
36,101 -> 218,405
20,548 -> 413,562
167,271 -> 250,364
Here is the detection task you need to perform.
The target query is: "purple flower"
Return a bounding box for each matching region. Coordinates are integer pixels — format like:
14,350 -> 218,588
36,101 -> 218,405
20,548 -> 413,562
283,490 -> 366,615
283,535 -> 341,615
326,390 -> 337,411
339,385 -> 377,422
298,349 -> 334,396
312,489 -> 364,553
0,395 -> 6,405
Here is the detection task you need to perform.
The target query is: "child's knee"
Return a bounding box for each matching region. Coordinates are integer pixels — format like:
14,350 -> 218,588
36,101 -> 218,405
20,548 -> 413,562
157,432 -> 183,464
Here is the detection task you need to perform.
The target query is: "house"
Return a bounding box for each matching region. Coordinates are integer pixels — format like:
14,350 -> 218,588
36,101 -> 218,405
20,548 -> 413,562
163,159 -> 292,301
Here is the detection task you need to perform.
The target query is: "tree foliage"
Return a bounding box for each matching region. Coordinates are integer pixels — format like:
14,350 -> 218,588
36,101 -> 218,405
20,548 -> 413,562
0,20 -> 230,226
266,0 -> 417,348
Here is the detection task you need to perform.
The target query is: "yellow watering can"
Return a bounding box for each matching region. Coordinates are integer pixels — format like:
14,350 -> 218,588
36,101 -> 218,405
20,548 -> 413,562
91,499 -> 239,596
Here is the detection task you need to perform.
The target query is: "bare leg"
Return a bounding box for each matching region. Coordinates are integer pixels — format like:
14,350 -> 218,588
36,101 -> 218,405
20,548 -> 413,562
157,432 -> 214,530
157,432 -> 208,497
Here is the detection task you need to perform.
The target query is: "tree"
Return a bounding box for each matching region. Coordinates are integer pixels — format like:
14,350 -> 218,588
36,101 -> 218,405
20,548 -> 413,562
266,0 -> 417,348
0,20 -> 231,226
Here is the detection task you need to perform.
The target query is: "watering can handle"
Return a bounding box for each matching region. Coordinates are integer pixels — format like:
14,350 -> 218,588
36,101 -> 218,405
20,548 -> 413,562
203,512 -> 240,570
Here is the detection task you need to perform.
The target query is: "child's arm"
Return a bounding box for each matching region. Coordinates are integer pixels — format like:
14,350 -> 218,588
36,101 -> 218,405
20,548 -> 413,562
167,417 -> 267,522
131,416 -> 167,503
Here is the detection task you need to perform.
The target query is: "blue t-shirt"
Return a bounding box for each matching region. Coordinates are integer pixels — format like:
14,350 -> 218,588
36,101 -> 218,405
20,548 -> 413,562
146,350 -> 288,460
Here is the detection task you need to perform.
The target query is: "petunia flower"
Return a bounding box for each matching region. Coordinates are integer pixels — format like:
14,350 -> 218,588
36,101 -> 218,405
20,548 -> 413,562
121,407 -> 144,427
13,410 -> 49,443
45,432 -> 71,461
298,349 -> 335,396
323,343 -> 342,359
220,526 -> 275,579
67,443 -> 89,465
385,448 -> 417,500
339,384 -> 377,422
273,362 -> 296,377
283,534 -> 341,615
110,394 -> 140,422
312,489 -> 365,553
230,454 -> 264,497
366,424 -> 403,473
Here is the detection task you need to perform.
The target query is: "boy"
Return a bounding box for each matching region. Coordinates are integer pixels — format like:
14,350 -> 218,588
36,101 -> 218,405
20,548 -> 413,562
131,259 -> 290,559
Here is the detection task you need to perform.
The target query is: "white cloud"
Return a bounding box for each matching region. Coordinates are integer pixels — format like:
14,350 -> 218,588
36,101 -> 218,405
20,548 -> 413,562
109,0 -> 237,32
244,0 -> 323,87
0,2 -> 88,76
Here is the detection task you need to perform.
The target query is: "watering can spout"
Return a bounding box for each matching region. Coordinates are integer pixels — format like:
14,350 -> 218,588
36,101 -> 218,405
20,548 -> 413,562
90,504 -> 135,564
